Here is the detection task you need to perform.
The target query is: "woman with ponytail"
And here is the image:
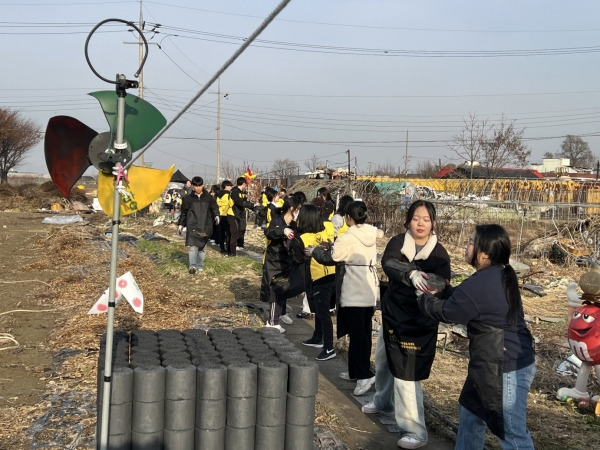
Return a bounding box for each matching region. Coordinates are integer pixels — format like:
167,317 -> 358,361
419,224 -> 536,450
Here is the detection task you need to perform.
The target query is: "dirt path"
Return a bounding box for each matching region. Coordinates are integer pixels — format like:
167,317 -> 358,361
0,213 -> 61,409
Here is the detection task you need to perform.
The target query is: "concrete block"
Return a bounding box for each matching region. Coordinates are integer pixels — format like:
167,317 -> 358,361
129,360 -> 160,370
131,429 -> 162,450
165,363 -> 196,400
257,361 -> 288,398
274,347 -> 301,358
251,356 -> 280,365
133,365 -> 165,403
192,356 -> 222,366
284,423 -> 313,450
246,348 -> 274,359
163,428 -> 194,450
132,400 -> 164,433
227,363 -> 257,398
195,397 -> 226,430
164,398 -> 195,431
255,424 -> 285,450
220,356 -> 250,366
288,362 -> 319,398
98,367 -> 133,405
196,364 -> 227,400
107,431 -> 131,450
195,427 -> 225,450
256,395 -> 286,427
225,425 -> 255,450
286,394 -> 315,426
226,396 -> 257,428
278,354 -> 308,365
97,401 -> 132,436
232,327 -> 255,336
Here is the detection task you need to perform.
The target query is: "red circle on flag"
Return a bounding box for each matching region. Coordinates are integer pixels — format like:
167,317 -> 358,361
97,303 -> 108,312
114,291 -> 120,299
132,298 -> 142,308
118,279 -> 128,288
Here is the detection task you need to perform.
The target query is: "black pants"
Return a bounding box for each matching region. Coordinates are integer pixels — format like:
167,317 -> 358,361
311,277 -> 335,351
219,216 -> 229,252
342,306 -> 375,380
237,230 -> 245,248
227,216 -> 239,256
268,297 -> 287,325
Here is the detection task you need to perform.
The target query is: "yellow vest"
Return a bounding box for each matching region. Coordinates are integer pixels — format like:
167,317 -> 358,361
217,192 -> 230,216
227,194 -> 235,216
276,198 -> 284,207
337,220 -> 349,237
266,204 -> 278,226
301,231 -> 335,281
261,193 -> 268,207
323,220 -> 335,243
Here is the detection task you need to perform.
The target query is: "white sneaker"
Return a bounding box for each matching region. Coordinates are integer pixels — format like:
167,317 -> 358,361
209,239 -> 215,244
236,246 -> 244,250
338,372 -> 356,381
265,322 -> 286,334
361,401 -> 379,414
397,436 -> 427,449
280,314 -> 293,325
353,377 -> 375,396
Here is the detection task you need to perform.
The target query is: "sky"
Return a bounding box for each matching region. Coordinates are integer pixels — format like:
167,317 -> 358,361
2,0 -> 600,180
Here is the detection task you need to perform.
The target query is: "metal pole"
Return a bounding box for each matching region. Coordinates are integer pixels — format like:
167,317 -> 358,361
217,78 -> 221,183
138,1 -> 145,169
404,130 -> 409,176
98,76 -> 126,450
347,149 -> 351,187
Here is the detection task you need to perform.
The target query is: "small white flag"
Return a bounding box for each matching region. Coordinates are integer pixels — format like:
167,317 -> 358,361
87,272 -> 144,314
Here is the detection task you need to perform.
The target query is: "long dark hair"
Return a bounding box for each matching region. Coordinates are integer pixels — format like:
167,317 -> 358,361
279,195 -> 300,216
347,201 -> 367,224
297,204 -> 325,234
403,200 -> 437,230
317,187 -> 333,203
470,224 -> 521,325
337,195 -> 354,217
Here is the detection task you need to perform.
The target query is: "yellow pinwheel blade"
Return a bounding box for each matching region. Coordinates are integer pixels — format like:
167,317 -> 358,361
98,165 -> 175,216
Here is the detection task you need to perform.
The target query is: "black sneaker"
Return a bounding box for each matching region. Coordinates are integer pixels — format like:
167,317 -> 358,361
302,338 -> 323,348
316,348 -> 336,361
297,312 -> 314,319
189,267 -> 197,274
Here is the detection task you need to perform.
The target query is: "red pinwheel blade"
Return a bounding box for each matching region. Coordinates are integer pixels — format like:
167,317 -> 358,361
44,116 -> 97,198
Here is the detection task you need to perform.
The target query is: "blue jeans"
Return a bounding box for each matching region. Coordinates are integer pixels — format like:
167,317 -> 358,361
372,328 -> 428,442
189,246 -> 206,270
455,363 -> 536,450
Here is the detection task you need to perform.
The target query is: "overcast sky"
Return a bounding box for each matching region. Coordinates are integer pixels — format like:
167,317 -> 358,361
3,0 -> 600,179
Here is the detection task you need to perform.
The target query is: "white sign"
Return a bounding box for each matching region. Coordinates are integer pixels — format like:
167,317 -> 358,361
88,271 -> 144,314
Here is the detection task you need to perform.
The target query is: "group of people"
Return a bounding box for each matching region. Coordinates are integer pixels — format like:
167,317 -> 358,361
177,176 -> 259,273
259,194 -> 536,450
178,178 -> 536,450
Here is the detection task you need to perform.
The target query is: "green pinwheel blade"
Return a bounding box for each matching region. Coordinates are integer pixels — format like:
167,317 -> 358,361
89,91 -> 167,152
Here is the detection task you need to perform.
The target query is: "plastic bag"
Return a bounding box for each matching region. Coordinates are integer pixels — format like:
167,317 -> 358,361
42,215 -> 84,225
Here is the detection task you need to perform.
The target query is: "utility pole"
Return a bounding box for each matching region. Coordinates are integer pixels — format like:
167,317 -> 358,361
354,157 -> 357,179
346,149 -> 351,187
404,130 -> 409,176
368,161 -> 372,177
216,78 -> 221,183
596,160 -> 599,181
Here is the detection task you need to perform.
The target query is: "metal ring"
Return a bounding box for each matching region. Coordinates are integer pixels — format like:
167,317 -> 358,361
84,18 -> 149,84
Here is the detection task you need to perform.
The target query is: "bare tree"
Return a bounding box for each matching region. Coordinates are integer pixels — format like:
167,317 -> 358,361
543,151 -> 554,159
447,113 -> 491,179
374,162 -> 398,177
271,158 -> 299,181
304,153 -> 323,173
220,159 -> 236,180
480,115 -> 531,179
557,135 -> 594,168
0,108 -> 42,183
414,160 -> 440,178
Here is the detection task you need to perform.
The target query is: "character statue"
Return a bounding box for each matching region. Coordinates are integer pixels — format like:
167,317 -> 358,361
556,280 -> 600,409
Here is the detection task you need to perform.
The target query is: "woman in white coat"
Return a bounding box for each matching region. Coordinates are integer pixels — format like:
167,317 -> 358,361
311,201 -> 383,395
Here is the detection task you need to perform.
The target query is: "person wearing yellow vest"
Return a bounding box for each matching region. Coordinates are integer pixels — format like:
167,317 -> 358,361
227,177 -> 256,256
266,189 -> 280,227
216,180 -> 233,254
276,187 -> 286,207
291,204 -> 337,361
332,195 -> 354,238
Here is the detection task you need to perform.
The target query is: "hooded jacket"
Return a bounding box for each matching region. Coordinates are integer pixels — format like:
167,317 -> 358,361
178,190 -> 219,248
228,186 -> 254,228
217,189 -> 231,216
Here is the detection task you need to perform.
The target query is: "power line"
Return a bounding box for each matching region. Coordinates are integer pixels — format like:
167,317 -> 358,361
144,2 -> 600,34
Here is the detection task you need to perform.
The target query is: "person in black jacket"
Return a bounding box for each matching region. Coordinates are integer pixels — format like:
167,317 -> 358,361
228,177 -> 256,255
361,200 -> 450,450
419,224 -> 535,450
260,196 -> 302,333
177,177 -> 219,274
